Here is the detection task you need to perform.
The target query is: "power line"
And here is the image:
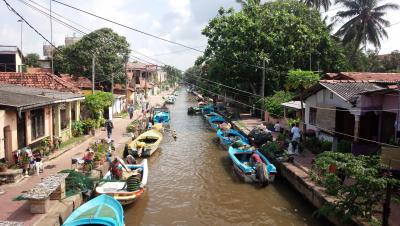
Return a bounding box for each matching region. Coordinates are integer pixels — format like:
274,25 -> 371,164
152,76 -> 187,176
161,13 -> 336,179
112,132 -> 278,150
185,80 -> 400,148
50,0 -> 267,70
2,0 -> 56,49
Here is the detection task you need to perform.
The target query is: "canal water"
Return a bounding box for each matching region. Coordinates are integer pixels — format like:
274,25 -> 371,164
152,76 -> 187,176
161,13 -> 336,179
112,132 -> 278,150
125,90 -> 325,226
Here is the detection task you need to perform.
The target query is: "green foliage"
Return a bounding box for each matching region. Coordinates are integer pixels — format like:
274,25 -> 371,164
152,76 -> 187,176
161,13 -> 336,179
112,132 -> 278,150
286,69 -> 320,91
163,65 -> 183,86
82,119 -> 97,133
126,119 -> 140,133
71,121 -> 84,137
311,152 -> 400,222
320,140 -> 332,152
263,91 -> 293,116
199,0 -> 346,96
53,28 -> 130,85
59,169 -> 94,196
287,118 -> 300,127
25,53 -> 40,67
260,141 -> 283,157
84,92 -> 113,120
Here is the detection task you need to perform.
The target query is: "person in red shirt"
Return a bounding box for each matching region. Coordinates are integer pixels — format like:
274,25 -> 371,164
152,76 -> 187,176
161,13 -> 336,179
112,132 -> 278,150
250,151 -> 263,165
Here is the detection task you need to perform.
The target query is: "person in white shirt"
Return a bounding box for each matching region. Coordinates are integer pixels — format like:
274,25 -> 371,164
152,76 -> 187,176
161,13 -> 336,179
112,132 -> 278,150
291,123 -> 301,154
274,121 -> 281,133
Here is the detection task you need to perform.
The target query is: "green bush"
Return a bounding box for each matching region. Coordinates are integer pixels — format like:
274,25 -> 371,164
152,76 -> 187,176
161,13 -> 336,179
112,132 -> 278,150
97,118 -> 106,128
337,139 -> 352,153
323,173 -> 340,195
302,137 -> 321,154
261,141 -> 282,157
320,140 -> 332,152
262,91 -> 294,116
82,119 -> 97,134
71,121 -> 84,137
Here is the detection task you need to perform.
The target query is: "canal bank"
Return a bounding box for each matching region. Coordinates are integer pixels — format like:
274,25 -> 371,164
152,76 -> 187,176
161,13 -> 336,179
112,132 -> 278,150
125,90 -> 328,226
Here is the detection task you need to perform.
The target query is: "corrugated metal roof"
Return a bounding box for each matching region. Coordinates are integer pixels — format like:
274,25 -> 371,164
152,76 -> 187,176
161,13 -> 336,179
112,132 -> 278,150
0,84 -> 84,110
281,101 -> 303,109
320,81 -> 385,103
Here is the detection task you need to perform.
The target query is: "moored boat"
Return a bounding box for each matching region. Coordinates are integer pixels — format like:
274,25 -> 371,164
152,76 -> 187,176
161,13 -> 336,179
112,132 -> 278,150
203,112 -> 221,120
216,129 -> 249,149
228,145 -> 277,186
187,106 -> 202,115
201,104 -> 214,115
207,115 -> 226,131
96,159 -> 148,206
153,107 -> 170,127
128,128 -> 163,157
63,194 -> 124,226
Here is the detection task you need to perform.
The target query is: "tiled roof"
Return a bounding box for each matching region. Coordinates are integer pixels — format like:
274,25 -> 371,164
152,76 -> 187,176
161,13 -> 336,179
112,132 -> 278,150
59,74 -> 92,89
320,81 -> 385,103
0,84 -> 83,110
330,72 -> 400,82
0,72 -> 80,93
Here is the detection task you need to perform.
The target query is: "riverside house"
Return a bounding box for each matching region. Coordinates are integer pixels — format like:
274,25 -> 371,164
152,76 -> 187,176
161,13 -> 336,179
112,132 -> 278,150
0,84 -> 83,162
301,72 -> 400,153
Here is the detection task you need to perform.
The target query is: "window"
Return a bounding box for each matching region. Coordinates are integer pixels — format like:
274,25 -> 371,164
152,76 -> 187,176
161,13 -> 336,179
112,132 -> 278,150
60,103 -> 68,130
330,92 -> 334,99
31,108 -> 45,140
309,107 -> 317,126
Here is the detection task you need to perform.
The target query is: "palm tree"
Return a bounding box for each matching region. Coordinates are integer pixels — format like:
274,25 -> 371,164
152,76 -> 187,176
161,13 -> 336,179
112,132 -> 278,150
300,0 -> 332,11
335,0 -> 398,53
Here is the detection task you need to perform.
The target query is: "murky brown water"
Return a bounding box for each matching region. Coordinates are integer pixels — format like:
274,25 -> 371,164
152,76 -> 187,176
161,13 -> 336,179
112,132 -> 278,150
125,90 -> 326,226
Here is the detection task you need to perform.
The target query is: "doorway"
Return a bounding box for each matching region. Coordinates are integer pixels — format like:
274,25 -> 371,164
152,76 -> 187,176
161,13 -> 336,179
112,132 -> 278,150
3,126 -> 12,161
17,112 -> 26,149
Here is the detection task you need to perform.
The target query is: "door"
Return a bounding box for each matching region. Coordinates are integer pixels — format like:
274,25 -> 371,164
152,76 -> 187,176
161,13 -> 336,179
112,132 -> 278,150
17,112 -> 26,149
3,126 -> 12,161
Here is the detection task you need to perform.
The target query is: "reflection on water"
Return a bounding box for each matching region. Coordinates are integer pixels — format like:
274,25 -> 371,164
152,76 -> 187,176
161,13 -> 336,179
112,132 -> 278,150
125,90 -> 326,226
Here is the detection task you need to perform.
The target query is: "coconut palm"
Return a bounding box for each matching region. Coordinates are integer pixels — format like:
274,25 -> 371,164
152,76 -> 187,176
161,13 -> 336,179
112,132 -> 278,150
235,0 -> 261,7
334,0 -> 398,52
300,0 -> 332,11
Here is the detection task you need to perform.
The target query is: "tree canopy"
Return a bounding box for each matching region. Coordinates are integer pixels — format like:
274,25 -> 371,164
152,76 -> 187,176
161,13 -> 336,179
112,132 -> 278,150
53,28 -> 130,88
198,0 -> 347,97
25,53 -> 40,67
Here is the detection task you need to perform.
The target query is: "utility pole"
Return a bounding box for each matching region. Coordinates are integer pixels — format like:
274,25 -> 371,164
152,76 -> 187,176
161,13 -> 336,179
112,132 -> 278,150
111,73 -> 114,95
145,68 -> 148,99
260,59 -> 266,119
125,61 -> 129,109
49,0 -> 54,75
92,55 -> 95,94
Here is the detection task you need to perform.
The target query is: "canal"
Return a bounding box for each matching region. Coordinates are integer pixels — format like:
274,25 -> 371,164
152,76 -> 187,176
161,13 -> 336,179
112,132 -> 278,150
126,90 -> 325,226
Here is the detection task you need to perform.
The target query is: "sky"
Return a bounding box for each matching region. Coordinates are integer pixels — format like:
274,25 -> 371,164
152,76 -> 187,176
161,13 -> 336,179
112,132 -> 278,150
0,0 -> 399,71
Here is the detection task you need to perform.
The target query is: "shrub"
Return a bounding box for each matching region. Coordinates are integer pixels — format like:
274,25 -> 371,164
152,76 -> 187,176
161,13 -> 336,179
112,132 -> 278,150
262,91 -> 294,116
82,119 -> 97,134
320,140 -> 332,152
261,141 -> 283,157
71,121 -> 84,137
302,137 -> 321,154
97,118 -> 106,128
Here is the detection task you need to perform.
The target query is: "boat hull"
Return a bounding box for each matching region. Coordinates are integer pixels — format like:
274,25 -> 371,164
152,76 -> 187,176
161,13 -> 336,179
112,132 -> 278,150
216,129 -> 249,150
128,129 -> 163,157
96,160 -> 149,206
228,147 -> 277,184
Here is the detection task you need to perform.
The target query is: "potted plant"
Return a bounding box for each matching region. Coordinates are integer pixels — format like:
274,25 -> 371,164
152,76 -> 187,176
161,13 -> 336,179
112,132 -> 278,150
0,162 -> 8,172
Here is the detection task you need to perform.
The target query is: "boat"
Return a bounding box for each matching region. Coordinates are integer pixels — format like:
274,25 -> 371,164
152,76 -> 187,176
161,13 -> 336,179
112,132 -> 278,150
153,107 -> 170,127
96,159 -> 148,206
216,129 -> 249,149
203,112 -> 221,120
201,104 -> 214,115
128,127 -> 163,157
164,95 -> 176,104
63,194 -> 124,226
228,145 -> 277,186
207,115 -> 226,131
187,106 -> 202,115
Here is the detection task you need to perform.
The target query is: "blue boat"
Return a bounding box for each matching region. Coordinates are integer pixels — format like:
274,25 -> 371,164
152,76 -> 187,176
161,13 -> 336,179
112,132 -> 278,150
153,107 -> 170,128
203,112 -> 221,120
63,194 -> 124,226
207,115 -> 225,130
216,129 -> 249,149
201,104 -> 214,115
228,145 -> 277,185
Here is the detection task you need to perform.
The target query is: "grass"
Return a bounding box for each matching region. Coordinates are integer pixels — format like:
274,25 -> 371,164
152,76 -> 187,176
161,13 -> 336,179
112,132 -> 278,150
118,111 -> 128,118
59,136 -> 86,150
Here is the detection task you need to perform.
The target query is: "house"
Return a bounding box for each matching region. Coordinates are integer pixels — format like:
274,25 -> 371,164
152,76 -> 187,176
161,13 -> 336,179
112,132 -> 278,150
302,72 -> 400,152
0,85 -> 83,162
0,45 -> 24,72
58,74 -> 92,91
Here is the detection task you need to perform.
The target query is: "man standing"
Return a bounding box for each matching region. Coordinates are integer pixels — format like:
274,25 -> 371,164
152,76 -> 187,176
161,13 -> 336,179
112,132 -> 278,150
291,123 -> 301,154
105,119 -> 114,139
274,121 -> 281,133
128,105 -> 134,119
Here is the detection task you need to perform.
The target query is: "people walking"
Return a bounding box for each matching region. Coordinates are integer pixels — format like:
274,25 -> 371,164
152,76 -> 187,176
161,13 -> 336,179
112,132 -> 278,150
274,121 -> 281,133
291,123 -> 301,155
105,119 -> 114,139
